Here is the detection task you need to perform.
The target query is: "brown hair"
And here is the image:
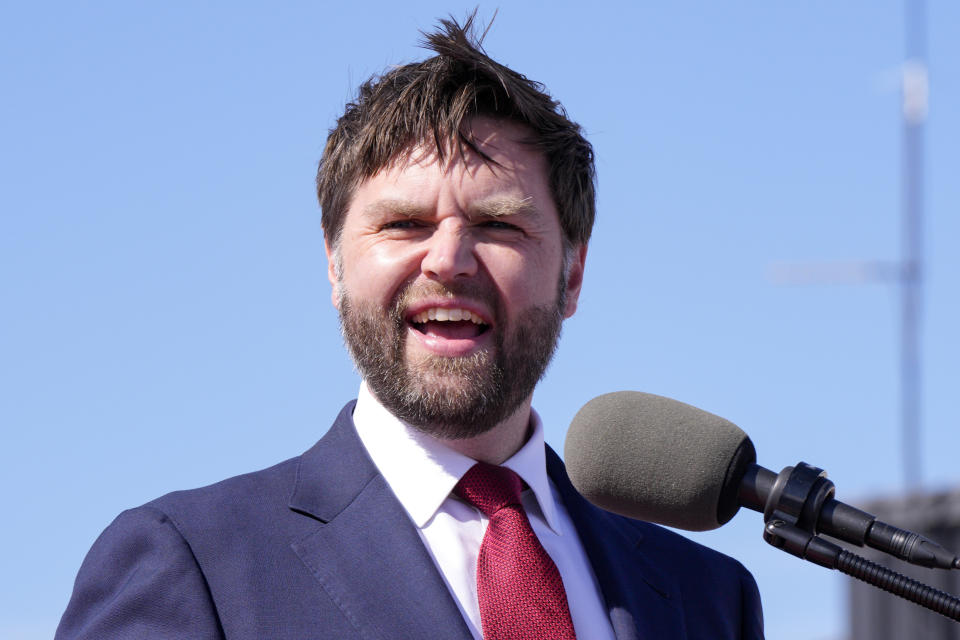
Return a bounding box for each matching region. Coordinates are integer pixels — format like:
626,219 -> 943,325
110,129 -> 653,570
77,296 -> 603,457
316,12 -> 596,248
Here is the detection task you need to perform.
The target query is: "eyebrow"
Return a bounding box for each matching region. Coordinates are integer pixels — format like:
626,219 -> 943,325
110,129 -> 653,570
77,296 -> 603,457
362,195 -> 537,220
363,199 -> 429,219
468,196 -> 536,218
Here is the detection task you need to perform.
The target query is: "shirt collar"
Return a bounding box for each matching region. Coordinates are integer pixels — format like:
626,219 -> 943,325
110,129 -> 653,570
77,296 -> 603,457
352,381 -> 561,534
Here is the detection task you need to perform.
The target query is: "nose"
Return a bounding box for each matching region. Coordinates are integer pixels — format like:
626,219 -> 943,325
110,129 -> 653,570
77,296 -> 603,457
420,220 -> 478,281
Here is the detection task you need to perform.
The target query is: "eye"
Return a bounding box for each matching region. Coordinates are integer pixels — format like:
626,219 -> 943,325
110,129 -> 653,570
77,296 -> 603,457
479,220 -> 522,231
380,219 -> 424,231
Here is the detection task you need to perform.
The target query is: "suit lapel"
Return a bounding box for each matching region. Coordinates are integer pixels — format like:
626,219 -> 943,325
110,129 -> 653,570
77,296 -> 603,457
547,447 -> 687,640
289,403 -> 473,640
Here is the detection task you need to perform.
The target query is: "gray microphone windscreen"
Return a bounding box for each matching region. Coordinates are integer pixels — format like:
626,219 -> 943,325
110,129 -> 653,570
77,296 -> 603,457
564,391 -> 756,531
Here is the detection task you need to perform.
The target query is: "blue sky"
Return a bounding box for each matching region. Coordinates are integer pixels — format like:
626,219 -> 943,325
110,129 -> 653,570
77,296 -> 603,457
2,2 -> 958,638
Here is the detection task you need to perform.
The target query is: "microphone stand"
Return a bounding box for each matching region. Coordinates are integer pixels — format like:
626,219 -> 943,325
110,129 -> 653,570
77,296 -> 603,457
750,461 -> 960,622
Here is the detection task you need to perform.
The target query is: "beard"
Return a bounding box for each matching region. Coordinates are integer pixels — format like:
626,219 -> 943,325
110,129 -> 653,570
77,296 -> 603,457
337,275 -> 566,440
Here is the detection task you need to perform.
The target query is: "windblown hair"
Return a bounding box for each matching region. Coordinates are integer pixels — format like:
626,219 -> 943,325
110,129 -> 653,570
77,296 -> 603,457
316,13 -> 596,247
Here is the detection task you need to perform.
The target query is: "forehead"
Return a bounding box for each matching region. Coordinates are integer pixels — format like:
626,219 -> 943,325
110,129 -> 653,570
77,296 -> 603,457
352,118 -> 551,206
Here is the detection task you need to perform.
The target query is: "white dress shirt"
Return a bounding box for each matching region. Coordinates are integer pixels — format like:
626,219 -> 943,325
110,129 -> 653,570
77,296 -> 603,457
352,382 -> 617,640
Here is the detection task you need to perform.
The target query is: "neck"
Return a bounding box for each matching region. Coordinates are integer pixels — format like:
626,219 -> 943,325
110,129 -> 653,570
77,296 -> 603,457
440,398 -> 534,465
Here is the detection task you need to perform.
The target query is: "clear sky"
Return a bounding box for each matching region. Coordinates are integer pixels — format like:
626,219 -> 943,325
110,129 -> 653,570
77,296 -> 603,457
2,2 -> 958,639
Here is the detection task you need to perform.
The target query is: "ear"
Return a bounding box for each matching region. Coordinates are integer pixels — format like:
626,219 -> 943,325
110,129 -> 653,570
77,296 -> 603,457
562,243 -> 588,319
324,236 -> 340,310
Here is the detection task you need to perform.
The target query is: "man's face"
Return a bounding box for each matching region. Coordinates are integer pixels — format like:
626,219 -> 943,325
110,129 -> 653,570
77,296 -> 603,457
327,118 -> 586,438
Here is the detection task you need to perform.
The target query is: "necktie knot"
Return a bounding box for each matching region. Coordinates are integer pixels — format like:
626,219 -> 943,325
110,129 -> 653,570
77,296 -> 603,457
454,462 -> 523,517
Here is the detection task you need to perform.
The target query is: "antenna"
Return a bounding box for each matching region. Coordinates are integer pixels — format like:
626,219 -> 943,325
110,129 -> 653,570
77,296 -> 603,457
768,0 -> 928,490
899,0 -> 926,490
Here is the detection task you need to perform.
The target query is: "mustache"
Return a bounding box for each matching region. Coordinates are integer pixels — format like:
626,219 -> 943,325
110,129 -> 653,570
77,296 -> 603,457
392,279 -> 502,323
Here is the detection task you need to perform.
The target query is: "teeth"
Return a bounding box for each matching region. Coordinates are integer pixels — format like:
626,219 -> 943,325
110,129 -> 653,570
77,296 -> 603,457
410,308 -> 486,325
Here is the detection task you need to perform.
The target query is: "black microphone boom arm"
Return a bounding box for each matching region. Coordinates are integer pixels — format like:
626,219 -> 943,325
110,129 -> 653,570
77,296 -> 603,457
740,460 -> 960,623
738,461 -> 960,570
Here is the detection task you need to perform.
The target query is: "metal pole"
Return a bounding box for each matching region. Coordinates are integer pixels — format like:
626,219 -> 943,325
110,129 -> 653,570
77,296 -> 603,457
900,0 -> 926,489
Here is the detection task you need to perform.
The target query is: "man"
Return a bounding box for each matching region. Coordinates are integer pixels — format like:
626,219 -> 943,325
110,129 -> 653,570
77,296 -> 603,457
58,15 -> 763,639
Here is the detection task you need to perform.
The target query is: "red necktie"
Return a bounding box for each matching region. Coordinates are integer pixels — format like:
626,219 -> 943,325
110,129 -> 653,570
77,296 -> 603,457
454,462 -> 577,640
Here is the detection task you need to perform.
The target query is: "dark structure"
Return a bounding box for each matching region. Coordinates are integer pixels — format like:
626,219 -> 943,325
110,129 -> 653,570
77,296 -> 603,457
849,488 -> 960,638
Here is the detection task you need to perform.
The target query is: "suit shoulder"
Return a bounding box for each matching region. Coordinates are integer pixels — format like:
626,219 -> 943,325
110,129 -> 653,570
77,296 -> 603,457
56,503 -> 225,639
602,513 -> 763,637
144,401 -> 359,529
138,455 -> 308,546
624,515 -> 750,571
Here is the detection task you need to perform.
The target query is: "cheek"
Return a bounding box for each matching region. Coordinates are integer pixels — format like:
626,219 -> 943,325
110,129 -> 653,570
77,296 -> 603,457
479,245 -> 563,307
341,242 -> 420,304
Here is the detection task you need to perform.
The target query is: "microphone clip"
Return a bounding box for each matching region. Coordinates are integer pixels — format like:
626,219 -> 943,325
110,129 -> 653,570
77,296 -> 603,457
761,461 -> 835,533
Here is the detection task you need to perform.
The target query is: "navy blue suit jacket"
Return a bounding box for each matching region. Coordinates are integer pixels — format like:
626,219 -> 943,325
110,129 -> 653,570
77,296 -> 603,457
58,402 -> 764,639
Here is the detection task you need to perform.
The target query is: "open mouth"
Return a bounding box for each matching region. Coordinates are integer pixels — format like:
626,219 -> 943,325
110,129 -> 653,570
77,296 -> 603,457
408,307 -> 491,340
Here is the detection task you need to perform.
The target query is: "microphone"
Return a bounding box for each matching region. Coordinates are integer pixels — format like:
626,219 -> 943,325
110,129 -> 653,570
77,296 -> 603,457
564,391 -> 959,570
